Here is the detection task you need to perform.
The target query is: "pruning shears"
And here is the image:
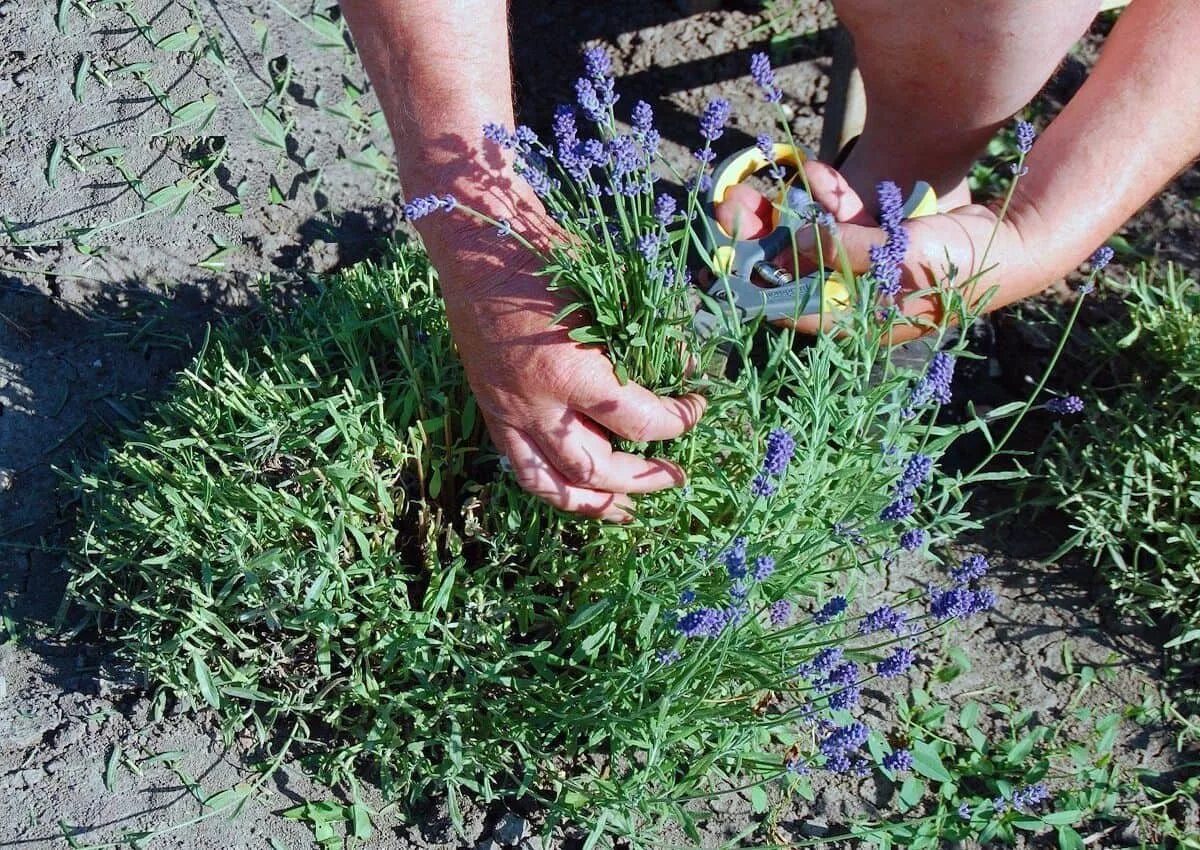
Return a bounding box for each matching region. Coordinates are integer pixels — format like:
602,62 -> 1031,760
692,142 -> 939,337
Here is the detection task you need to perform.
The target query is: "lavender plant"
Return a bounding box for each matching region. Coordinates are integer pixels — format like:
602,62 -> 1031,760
64,50 -> 1091,846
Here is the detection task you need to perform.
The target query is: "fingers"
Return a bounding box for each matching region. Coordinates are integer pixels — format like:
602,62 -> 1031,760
714,184 -> 774,240
494,424 -> 635,522
532,412 -> 687,494
574,380 -> 707,444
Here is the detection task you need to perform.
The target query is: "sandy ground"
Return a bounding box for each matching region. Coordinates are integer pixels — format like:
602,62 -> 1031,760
1,1 -> 1198,848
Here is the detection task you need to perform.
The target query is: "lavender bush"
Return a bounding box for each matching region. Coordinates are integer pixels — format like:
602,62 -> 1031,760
65,50 -> 1080,844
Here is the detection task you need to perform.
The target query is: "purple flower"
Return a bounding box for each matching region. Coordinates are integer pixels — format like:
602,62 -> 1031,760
679,589 -> 696,606
801,647 -> 843,677
750,52 -> 783,103
820,722 -> 870,772
483,122 -> 515,149
882,749 -> 913,773
896,453 -> 933,497
899,528 -> 927,551
755,133 -> 773,161
637,233 -> 661,262
723,537 -> 749,580
657,648 -> 681,665
753,555 -> 776,582
957,803 -> 972,821
868,181 -> 909,297
813,596 -> 848,625
403,193 -> 455,221
860,605 -> 907,635
1012,783 -> 1051,811
582,46 -> 611,82
575,77 -> 605,122
877,645 -> 916,678
654,193 -> 677,226
1044,395 -> 1084,415
518,159 -> 556,197
631,100 -> 653,132
1089,245 -> 1114,272
828,683 -> 861,711
750,473 -> 777,498
951,554 -> 989,585
875,181 -> 904,231
907,351 -> 956,413
676,607 -> 726,638
769,599 -> 791,627
880,496 -> 915,522
1015,120 -> 1036,155
693,147 -> 717,165
762,428 -> 796,476
698,98 -> 732,142
929,585 -> 996,620
514,125 -> 538,150
688,172 -> 713,193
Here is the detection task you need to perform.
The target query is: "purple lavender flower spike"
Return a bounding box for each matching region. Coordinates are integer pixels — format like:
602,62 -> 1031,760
769,599 -> 791,627
403,193 -> 454,221
877,645 -> 916,678
869,181 -> 909,297
753,555 -> 776,582
676,606 -> 726,638
951,554 -> 990,585
929,584 -> 996,620
813,596 -> 847,625
880,496 -> 915,522
482,122 -> 515,149
723,537 -> 749,580
899,528 -> 927,552
657,648 -> 681,665
896,453 -> 933,497
1015,120 -> 1036,155
637,233 -> 661,262
1044,395 -> 1084,415
762,428 -> 796,476
654,193 -> 677,226
906,351 -> 956,414
575,78 -> 604,122
698,98 -> 732,142
750,52 -> 783,102
632,100 -> 653,132
582,46 -> 612,82
1089,245 -> 1114,271
882,749 -> 914,773
860,605 -> 907,635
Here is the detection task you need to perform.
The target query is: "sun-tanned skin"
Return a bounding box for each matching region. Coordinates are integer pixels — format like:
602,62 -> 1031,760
340,0 -> 1200,517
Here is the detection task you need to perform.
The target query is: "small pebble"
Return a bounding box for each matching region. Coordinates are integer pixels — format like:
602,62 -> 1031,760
44,757 -> 66,775
20,767 -> 44,789
494,814 -> 529,846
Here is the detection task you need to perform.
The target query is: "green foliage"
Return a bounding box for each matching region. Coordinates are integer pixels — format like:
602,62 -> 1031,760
1040,264 -> 1200,663
63,239 -> 1013,841
850,657 -> 1200,850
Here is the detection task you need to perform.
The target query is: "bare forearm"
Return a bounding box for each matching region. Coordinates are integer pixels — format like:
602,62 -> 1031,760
1005,0 -> 1200,301
340,0 -> 541,266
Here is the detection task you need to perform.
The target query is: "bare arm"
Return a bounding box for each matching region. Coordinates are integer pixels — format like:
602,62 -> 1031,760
340,1 -> 705,520
724,0 -> 1200,339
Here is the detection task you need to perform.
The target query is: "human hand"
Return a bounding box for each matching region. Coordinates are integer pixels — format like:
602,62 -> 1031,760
714,161 -> 1036,339
433,223 -> 707,522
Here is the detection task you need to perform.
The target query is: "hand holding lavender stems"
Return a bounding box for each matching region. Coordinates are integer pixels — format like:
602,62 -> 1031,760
342,0 -> 1200,515
341,1 -> 708,521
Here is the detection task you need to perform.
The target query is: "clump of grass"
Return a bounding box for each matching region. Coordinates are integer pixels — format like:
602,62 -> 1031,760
60,47 -> 1083,844
61,234 -> 1016,842
1038,264 -> 1200,672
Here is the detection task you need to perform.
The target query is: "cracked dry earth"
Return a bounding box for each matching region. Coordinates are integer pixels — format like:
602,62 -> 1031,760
2,1 -> 1198,848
